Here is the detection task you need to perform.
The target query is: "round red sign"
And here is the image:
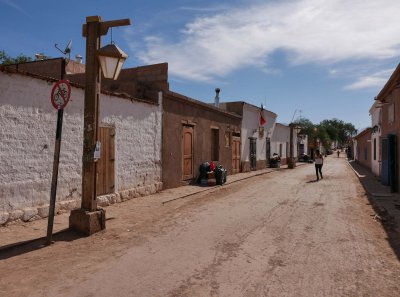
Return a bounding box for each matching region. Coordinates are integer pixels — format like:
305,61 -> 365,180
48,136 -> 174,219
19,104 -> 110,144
51,80 -> 71,110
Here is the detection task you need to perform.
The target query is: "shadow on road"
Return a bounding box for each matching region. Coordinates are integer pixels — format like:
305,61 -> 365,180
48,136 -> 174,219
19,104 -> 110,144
0,229 -> 82,260
363,191 -> 400,262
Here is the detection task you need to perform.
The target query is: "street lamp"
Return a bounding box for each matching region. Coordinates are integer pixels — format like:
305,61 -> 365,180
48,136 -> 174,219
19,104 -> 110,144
69,16 -> 131,235
97,43 -> 128,80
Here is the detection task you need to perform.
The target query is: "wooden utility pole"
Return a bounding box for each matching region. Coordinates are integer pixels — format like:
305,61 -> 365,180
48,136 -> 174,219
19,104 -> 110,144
288,123 -> 295,169
81,15 -> 101,211
69,16 -> 131,235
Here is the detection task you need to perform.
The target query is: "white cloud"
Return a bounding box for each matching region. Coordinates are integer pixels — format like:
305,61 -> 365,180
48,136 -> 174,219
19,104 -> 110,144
128,0 -> 400,83
178,6 -> 227,13
0,0 -> 29,16
345,69 -> 394,90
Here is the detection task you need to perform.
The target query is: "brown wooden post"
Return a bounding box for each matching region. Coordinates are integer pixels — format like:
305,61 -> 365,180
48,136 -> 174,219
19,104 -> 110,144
69,16 -> 131,235
82,15 -> 101,211
288,123 -> 295,168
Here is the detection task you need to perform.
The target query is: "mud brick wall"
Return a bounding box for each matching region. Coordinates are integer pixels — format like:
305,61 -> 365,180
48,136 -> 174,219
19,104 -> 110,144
0,70 -> 162,224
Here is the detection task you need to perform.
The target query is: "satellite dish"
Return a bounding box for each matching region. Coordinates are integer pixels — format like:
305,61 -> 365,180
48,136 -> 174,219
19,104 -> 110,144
55,40 -> 72,60
64,40 -> 72,54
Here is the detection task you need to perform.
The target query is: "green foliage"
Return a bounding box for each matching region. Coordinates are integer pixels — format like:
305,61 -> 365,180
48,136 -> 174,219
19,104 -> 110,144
294,117 -> 358,151
0,50 -> 33,65
294,118 -> 314,136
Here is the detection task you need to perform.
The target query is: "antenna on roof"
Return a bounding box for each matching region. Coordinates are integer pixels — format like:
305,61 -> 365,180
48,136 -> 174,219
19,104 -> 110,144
291,109 -> 303,123
291,109 -> 298,123
55,40 -> 72,60
215,88 -> 220,107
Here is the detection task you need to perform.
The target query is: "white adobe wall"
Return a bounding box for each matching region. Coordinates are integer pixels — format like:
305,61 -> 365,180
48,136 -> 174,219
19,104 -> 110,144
240,104 -> 276,163
299,135 -> 309,155
240,105 -> 260,163
271,124 -> 290,158
370,103 -> 381,176
100,92 -> 162,192
353,139 -> 359,161
0,71 -> 162,224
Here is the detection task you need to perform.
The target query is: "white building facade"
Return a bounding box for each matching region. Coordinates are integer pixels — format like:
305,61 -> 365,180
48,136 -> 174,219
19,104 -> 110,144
220,102 -> 277,172
270,123 -> 299,164
0,69 -> 162,224
370,101 -> 382,177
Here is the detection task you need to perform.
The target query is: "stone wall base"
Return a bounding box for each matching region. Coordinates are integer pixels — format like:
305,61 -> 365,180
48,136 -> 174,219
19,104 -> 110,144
0,182 -> 163,226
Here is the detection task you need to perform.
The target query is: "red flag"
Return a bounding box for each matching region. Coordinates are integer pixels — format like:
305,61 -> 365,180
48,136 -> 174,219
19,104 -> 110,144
259,105 -> 266,126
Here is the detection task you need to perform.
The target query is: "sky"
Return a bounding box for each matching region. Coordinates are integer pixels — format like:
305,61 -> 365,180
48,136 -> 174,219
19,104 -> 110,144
2,0 -> 400,132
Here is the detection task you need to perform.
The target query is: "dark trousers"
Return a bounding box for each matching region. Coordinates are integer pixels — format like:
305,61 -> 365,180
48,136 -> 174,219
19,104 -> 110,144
315,164 -> 323,180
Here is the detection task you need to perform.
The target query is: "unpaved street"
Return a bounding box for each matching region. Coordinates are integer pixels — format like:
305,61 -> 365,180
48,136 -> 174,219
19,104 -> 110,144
2,156 -> 400,297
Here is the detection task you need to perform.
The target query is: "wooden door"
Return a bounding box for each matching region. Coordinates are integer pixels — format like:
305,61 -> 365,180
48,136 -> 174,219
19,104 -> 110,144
249,137 -> 257,171
266,137 -> 271,166
182,126 -> 194,180
211,128 -> 219,161
381,135 -> 397,191
232,136 -> 241,174
96,126 -> 115,196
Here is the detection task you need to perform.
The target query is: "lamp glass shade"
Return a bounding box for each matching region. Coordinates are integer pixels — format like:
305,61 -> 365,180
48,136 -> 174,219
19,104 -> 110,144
294,126 -> 301,134
97,43 -> 128,80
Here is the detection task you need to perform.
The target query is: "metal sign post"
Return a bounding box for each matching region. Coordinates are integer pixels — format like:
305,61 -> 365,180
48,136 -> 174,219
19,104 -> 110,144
46,80 -> 71,245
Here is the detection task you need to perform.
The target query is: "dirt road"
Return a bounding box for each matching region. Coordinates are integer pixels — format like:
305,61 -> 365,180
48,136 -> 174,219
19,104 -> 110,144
2,156 -> 400,296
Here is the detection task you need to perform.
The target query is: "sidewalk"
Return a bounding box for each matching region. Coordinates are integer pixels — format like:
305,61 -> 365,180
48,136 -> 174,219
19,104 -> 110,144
347,160 -> 400,233
0,164 -> 290,250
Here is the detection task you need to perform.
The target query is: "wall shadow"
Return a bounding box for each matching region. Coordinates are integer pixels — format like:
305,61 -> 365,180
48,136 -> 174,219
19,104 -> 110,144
0,228 -> 82,260
348,161 -> 400,261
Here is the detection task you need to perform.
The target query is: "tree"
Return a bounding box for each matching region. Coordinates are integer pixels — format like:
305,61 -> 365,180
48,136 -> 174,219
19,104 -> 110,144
315,125 -> 331,151
294,117 -> 358,153
320,118 -> 357,147
0,50 -> 32,65
294,118 -> 315,136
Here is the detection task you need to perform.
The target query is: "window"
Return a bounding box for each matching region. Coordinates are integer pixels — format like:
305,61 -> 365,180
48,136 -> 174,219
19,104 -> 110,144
279,143 -> 282,157
224,131 -> 230,147
211,128 -> 219,161
373,138 -> 376,160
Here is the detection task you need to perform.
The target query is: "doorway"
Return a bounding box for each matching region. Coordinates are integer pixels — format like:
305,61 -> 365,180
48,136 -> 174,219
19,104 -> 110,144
232,136 -> 241,174
249,137 -> 257,171
96,126 -> 115,196
266,137 -> 271,167
381,135 -> 397,192
182,125 -> 194,180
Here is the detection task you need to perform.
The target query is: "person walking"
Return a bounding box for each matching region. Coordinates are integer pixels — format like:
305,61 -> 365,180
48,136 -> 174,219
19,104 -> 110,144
337,150 -> 340,158
315,149 -> 324,181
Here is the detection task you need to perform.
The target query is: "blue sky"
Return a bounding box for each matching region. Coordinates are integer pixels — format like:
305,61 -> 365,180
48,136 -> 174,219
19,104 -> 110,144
2,0 -> 400,131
